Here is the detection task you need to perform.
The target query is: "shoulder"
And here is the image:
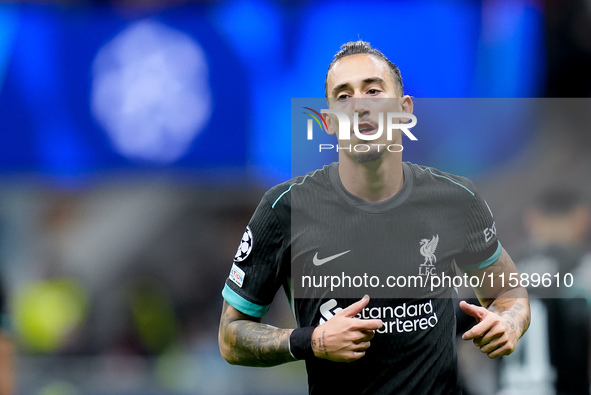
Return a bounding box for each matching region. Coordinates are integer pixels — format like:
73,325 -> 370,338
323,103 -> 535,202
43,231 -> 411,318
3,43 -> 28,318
405,162 -> 478,197
262,163 -> 334,210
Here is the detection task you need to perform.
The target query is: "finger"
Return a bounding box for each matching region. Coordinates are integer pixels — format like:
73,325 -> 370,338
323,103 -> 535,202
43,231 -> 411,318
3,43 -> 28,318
462,318 -> 494,340
477,325 -> 505,347
354,341 -> 371,351
479,335 -> 507,354
473,330 -> 501,348
459,301 -> 488,321
358,329 -> 375,342
486,343 -> 515,359
353,331 -> 375,343
341,295 -> 370,317
473,333 -> 500,348
346,350 -> 366,362
462,311 -> 497,340
470,336 -> 483,347
351,318 -> 383,331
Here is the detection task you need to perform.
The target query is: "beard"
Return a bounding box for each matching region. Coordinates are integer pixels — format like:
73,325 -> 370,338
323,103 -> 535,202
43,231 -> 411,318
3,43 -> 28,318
352,145 -> 386,163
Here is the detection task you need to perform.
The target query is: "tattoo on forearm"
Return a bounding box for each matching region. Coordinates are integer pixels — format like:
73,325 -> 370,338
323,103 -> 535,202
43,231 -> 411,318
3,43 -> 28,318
502,309 -> 518,331
220,301 -> 295,367
513,302 -> 525,311
315,330 -> 328,357
490,300 -> 529,335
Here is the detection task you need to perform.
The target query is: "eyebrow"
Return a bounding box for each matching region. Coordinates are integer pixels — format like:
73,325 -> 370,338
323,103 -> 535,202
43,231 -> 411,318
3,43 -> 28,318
331,77 -> 386,96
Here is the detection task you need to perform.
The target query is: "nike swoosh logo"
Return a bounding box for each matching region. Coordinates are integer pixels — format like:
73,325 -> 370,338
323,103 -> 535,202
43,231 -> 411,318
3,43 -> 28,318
313,250 -> 351,266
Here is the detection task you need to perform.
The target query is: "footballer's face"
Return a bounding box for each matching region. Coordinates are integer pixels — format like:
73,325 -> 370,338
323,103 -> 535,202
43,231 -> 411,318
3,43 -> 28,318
325,54 -> 412,163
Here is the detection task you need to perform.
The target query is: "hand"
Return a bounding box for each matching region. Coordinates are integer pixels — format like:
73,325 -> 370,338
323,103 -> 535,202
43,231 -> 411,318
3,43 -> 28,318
460,300 -> 519,358
311,295 -> 383,362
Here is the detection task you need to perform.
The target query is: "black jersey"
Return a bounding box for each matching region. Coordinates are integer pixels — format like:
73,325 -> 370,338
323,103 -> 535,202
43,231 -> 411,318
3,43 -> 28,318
223,162 -> 501,395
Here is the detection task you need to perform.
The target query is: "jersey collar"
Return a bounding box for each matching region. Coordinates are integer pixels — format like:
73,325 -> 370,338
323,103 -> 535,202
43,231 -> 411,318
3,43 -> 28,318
328,161 -> 414,213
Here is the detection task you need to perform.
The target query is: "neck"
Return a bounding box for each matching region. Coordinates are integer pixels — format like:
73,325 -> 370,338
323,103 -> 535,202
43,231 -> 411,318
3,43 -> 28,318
337,152 -> 404,202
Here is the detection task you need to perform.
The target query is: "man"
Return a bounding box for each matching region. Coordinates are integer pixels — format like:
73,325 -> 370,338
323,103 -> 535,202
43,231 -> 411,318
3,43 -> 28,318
0,292 -> 13,395
0,275 -> 13,395
219,41 -> 530,394
498,188 -> 590,395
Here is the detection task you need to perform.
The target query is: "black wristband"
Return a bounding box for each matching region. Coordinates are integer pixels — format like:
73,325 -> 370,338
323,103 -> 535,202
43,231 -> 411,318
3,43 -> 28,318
289,326 -> 316,360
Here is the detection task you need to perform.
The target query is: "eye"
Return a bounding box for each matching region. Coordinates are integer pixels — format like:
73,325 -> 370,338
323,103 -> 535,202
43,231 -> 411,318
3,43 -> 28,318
367,89 -> 380,95
337,94 -> 350,102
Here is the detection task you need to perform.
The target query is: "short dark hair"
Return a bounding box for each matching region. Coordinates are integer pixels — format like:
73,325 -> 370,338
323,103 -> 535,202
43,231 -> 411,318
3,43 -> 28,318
534,188 -> 584,215
324,40 -> 404,98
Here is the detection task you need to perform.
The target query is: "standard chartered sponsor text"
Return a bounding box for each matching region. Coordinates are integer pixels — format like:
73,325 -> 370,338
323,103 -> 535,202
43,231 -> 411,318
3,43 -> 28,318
357,300 -> 438,334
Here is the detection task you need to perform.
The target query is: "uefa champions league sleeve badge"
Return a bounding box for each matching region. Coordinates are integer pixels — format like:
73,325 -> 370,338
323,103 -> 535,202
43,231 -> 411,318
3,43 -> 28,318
234,226 -> 253,262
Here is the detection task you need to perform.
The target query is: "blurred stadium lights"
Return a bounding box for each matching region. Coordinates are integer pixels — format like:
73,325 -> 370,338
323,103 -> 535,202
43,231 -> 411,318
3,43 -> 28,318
91,20 -> 212,164
0,2 -> 249,184
0,0 -> 548,185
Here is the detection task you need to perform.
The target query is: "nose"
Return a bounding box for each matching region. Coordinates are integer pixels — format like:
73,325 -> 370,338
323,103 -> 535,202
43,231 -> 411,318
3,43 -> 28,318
351,96 -> 370,118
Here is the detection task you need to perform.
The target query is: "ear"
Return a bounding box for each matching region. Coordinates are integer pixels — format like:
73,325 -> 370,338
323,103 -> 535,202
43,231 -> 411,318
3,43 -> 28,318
399,95 -> 414,123
323,111 -> 337,136
401,95 -> 413,114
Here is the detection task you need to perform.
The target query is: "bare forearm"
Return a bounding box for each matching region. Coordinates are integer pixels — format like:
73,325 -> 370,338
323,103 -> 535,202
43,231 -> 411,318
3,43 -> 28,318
219,301 -> 296,367
480,287 -> 530,337
225,321 -> 295,366
471,248 -> 531,338
0,335 -> 14,395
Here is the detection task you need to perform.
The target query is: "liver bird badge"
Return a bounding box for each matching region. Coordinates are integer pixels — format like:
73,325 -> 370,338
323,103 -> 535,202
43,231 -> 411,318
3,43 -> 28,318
420,235 -> 439,267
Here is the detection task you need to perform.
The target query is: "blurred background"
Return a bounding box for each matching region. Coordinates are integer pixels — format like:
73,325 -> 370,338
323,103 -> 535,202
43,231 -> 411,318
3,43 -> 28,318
0,0 -> 590,394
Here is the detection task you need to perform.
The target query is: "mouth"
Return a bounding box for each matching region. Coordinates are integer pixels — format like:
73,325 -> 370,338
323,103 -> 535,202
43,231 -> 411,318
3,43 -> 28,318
356,122 -> 378,135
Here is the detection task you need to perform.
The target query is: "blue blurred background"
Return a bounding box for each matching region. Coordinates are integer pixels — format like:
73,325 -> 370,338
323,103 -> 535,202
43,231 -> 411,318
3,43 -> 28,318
0,0 -> 590,394
0,0 -> 550,184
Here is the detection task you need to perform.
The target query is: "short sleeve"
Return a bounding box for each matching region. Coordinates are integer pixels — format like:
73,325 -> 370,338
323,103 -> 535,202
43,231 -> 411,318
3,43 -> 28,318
455,191 -> 502,271
222,195 -> 288,318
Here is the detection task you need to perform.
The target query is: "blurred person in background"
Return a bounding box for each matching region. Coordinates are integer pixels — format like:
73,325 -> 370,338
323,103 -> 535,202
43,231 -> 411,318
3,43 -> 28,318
0,277 -> 14,395
0,217 -> 14,394
498,187 -> 591,395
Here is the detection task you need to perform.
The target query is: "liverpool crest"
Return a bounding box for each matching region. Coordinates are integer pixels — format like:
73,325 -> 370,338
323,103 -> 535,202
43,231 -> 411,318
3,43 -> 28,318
420,235 -> 439,267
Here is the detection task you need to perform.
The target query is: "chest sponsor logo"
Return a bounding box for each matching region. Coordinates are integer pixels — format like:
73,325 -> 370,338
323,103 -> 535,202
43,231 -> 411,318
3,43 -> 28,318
483,222 -> 496,243
318,299 -> 343,324
312,250 -> 351,266
419,235 -> 439,276
318,299 -> 439,334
